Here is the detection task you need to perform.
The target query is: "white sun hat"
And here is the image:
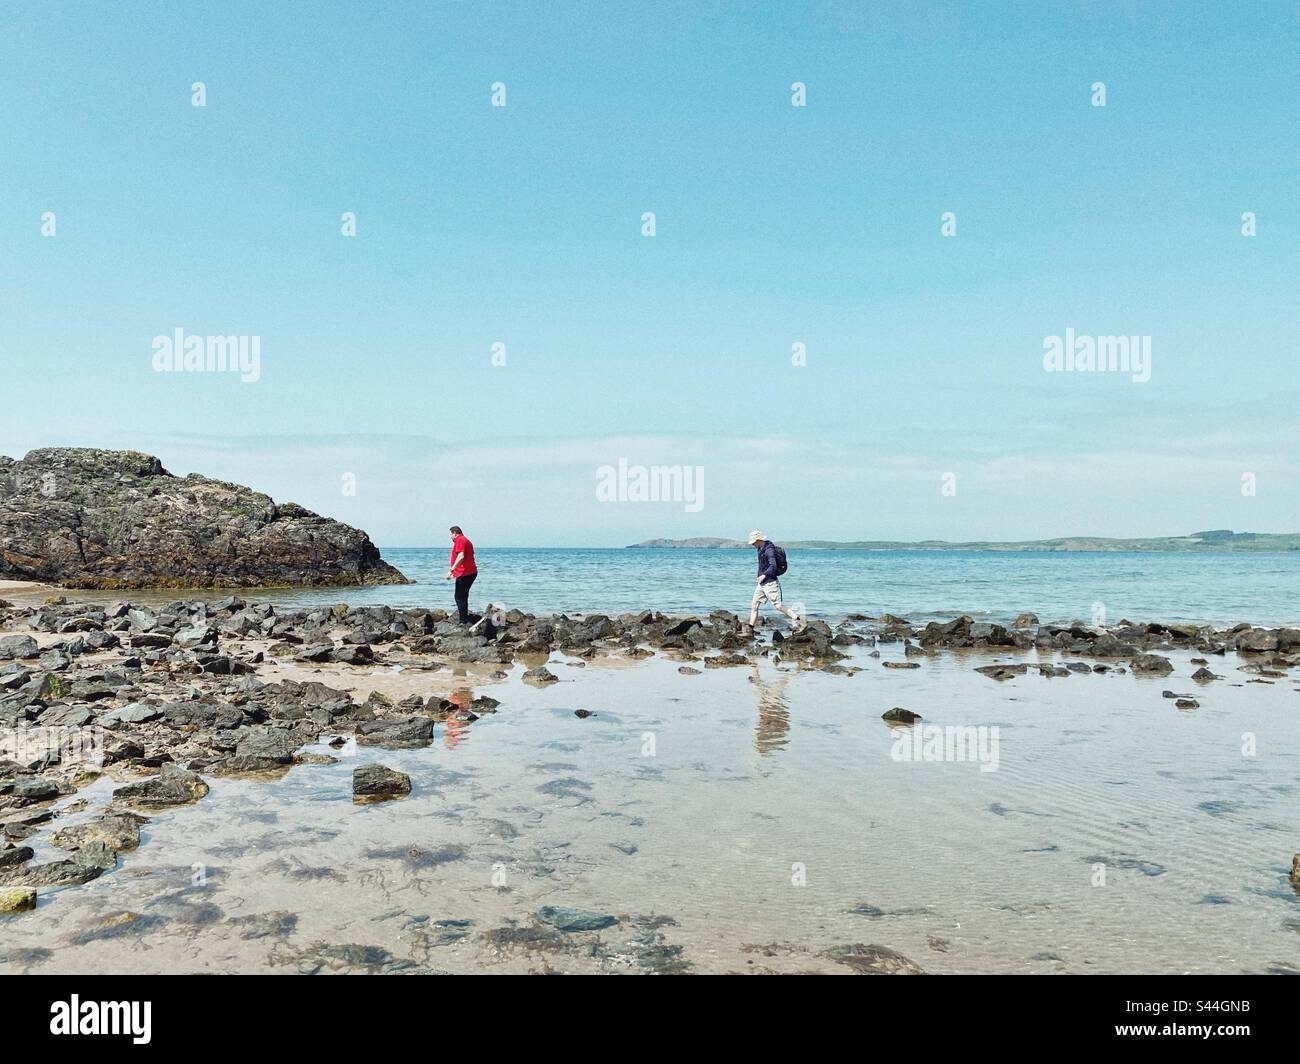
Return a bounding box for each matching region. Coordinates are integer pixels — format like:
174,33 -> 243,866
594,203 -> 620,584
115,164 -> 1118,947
747,530 -> 765,545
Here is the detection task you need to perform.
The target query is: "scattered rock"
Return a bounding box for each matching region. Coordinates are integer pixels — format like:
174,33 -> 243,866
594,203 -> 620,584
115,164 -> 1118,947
355,717 -> 434,749
975,664 -> 1027,681
10,779 -> 61,804
1130,654 -> 1174,676
0,886 -> 36,913
0,846 -> 34,869
0,635 -> 38,660
99,702 -> 162,726
0,858 -> 104,888
881,707 -> 921,724
112,766 -> 209,810
50,813 -> 147,854
353,764 -> 411,803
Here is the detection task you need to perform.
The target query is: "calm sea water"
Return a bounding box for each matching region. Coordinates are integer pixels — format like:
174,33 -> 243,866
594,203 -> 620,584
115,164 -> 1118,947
291,548 -> 1299,627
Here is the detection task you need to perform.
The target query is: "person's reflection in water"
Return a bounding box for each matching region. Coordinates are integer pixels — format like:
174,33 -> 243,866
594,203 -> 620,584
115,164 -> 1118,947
749,664 -> 792,756
444,687 -> 474,750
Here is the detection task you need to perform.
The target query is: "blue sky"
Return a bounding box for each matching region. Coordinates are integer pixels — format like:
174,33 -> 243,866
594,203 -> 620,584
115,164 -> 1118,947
2,1 -> 1297,546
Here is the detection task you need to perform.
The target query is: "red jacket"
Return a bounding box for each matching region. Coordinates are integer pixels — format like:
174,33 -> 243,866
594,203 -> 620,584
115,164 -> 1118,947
450,534 -> 476,577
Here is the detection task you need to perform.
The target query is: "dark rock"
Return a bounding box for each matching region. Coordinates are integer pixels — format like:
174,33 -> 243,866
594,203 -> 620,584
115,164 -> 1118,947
663,618 -> 701,637
70,840 -> 119,871
50,813 -> 146,854
0,447 -> 409,588
11,779 -> 60,803
353,763 -> 411,802
355,717 -> 434,748
1235,629 -> 1279,652
0,845 -> 34,868
437,635 -> 509,663
218,727 -> 301,771
0,858 -> 104,888
0,635 -> 38,660
129,633 -> 173,649
173,625 -> 217,650
969,622 -> 1014,645
975,664 -> 1027,680
112,765 -> 209,809
881,707 -> 921,724
1130,654 -> 1174,675
36,704 -> 95,727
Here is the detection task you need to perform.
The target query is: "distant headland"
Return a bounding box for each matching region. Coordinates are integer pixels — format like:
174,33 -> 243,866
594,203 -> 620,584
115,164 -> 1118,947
628,531 -> 1300,552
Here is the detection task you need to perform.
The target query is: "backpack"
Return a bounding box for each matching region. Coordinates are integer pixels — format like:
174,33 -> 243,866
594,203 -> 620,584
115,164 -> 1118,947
773,544 -> 788,576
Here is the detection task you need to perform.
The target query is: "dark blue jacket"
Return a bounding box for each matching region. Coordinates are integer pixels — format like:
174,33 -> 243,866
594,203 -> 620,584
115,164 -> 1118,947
756,542 -> 779,583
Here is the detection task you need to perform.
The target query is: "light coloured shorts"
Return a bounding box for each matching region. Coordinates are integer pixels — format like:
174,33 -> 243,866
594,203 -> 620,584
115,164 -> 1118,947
751,579 -> 783,607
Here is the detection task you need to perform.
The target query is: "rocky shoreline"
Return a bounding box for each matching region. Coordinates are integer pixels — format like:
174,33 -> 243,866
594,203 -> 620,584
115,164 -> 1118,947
2,593 -> 1298,957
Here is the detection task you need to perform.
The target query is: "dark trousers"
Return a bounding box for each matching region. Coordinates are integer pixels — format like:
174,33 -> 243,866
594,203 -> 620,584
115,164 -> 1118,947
453,572 -> 477,623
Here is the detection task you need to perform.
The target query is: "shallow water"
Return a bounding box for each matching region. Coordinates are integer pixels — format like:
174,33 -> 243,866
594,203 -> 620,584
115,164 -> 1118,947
4,640 -> 1298,974
15,548 -> 1295,628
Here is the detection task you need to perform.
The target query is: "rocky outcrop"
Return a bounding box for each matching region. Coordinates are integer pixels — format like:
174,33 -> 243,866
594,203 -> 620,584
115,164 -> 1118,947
0,448 -> 409,589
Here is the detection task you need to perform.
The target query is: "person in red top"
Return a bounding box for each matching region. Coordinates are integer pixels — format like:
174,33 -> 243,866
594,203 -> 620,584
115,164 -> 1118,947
444,526 -> 478,623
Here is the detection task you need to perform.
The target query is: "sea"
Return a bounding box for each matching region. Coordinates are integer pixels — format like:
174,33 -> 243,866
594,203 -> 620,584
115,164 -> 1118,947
278,547 -> 1300,627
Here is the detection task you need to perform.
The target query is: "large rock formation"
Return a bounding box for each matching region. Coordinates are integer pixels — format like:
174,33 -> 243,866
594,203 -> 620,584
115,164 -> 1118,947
0,448 -> 409,589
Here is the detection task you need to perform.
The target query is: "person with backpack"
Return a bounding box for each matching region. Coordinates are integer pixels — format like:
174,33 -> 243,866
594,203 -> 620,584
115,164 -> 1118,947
745,530 -> 804,632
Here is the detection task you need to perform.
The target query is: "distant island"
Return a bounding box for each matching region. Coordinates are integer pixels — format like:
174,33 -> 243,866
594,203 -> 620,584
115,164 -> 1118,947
628,530 -> 1300,552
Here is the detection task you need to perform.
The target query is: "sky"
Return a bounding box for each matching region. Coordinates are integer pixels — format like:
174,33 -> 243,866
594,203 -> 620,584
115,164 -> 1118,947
1,1 -> 1297,546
